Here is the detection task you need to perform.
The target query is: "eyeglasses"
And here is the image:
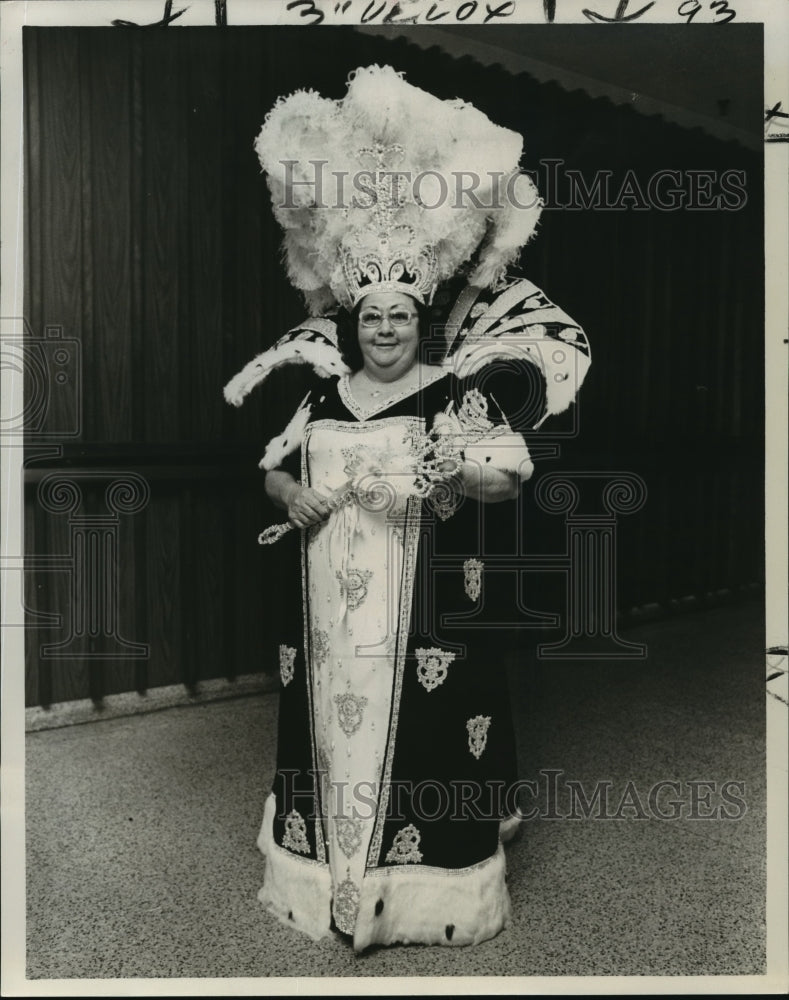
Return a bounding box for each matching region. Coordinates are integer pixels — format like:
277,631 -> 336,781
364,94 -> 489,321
358,308 -> 418,328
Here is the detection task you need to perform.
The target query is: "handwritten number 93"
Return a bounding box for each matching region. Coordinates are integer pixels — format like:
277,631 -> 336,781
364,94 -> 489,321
582,0 -> 736,22
679,0 -> 736,22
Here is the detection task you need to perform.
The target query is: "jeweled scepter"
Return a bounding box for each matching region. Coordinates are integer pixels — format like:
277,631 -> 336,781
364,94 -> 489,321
257,391 -> 504,545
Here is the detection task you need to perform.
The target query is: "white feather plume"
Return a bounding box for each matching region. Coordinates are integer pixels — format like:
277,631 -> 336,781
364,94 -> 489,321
253,65 -> 542,312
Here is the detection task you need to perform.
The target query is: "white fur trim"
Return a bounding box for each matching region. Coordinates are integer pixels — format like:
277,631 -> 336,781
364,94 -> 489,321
259,393 -> 312,471
256,793 -> 333,942
499,814 -> 521,844
256,792 -> 511,950
444,280 -> 591,423
465,430 -> 534,482
223,322 -> 347,407
533,337 -> 591,419
449,335 -> 590,422
354,846 -> 511,952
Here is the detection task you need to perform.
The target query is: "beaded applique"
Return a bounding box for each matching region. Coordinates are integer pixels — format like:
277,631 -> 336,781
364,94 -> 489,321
415,647 -> 456,692
311,627 -> 330,669
341,444 -> 365,477
463,558 -> 483,601
336,568 -> 373,611
334,815 -> 364,859
333,869 -> 360,934
341,441 -> 397,479
385,824 -> 424,865
279,644 -> 297,687
281,809 -> 310,855
457,387 -> 495,435
467,715 -> 492,759
334,693 -> 368,737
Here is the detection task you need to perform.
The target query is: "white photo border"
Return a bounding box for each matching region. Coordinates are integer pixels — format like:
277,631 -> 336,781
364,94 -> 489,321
2,0 -> 787,995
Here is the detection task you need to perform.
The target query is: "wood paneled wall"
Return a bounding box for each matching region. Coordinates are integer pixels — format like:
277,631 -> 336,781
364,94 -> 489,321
23,27 -> 764,706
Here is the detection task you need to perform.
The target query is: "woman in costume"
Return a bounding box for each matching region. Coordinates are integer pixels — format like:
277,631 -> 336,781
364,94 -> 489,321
224,66 -> 590,952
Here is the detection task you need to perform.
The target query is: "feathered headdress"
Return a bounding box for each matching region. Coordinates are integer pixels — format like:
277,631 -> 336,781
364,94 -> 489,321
225,65 -> 590,425
254,64 -> 542,314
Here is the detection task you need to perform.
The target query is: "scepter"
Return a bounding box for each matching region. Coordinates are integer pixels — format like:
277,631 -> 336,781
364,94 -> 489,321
257,392 -> 507,546
257,477 -> 379,546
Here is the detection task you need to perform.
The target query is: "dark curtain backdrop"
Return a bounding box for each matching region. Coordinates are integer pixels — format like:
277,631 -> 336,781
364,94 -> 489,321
23,25 -> 764,707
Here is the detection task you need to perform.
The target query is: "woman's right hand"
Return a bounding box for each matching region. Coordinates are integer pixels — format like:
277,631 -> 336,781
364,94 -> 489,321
285,484 -> 331,529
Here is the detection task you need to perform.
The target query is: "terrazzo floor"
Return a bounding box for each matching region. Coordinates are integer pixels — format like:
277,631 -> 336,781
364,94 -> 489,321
25,601 -> 766,981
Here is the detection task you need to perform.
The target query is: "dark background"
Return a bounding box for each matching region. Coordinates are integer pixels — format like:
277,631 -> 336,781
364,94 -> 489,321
23,25 -> 764,706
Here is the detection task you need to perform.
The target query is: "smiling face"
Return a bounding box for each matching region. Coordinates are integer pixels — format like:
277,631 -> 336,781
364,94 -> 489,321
356,290 -> 421,382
